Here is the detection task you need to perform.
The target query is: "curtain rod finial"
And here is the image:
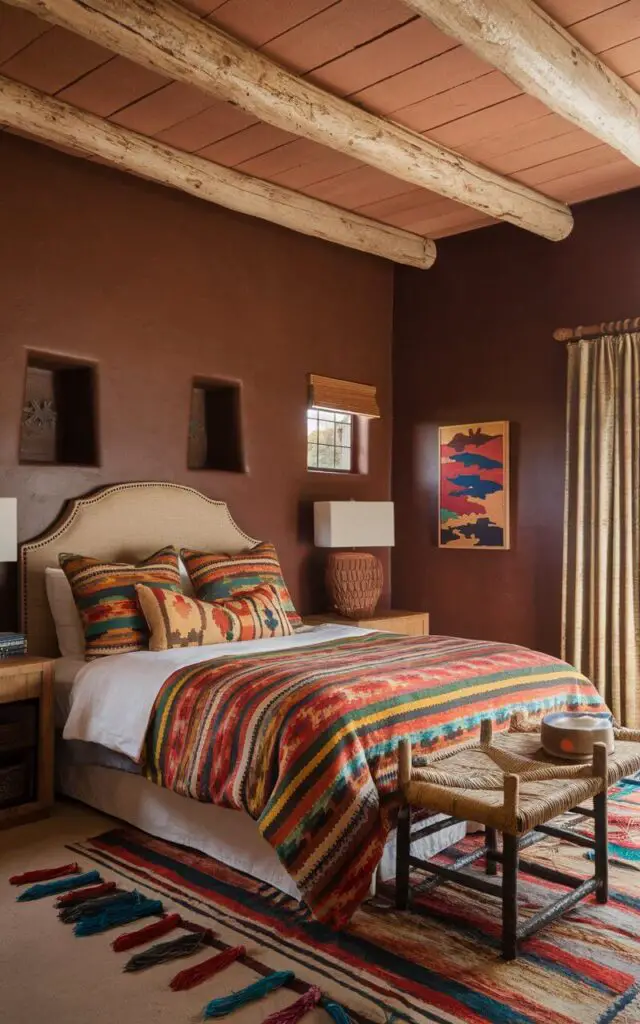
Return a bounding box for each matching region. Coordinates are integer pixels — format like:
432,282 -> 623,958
553,327 -> 575,341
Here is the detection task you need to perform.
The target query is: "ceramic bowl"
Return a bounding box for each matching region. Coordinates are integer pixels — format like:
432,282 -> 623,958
541,711 -> 614,761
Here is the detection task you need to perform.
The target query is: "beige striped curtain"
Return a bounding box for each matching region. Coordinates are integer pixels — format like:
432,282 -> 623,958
562,334 -> 640,725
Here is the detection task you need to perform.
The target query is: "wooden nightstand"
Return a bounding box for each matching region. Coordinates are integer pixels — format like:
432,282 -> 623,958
0,656 -> 54,830
304,610 -> 429,637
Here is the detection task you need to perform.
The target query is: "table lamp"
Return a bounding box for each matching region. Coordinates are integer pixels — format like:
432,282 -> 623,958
0,499 -> 18,563
314,501 -> 394,618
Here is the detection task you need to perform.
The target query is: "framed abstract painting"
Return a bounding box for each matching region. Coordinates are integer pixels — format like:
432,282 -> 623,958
438,421 -> 510,549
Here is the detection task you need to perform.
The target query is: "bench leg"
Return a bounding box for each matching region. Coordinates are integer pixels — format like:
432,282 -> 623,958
594,789 -> 609,904
486,827 -> 497,875
396,804 -> 411,910
502,833 -> 519,960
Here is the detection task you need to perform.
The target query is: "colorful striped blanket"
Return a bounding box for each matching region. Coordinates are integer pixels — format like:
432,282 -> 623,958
144,632 -> 604,925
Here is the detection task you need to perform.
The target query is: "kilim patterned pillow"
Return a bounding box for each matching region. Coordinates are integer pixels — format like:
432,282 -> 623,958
135,583 -> 294,651
59,547 -> 181,659
181,542 -> 302,629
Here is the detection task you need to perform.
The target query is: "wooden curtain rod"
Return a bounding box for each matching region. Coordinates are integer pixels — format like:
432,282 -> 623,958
553,317 -> 640,342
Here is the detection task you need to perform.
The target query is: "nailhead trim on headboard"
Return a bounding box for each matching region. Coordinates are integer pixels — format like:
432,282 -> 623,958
19,481 -> 259,654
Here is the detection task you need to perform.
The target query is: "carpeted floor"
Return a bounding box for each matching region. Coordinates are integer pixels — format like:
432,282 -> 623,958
1,803 -> 344,1024
2,804 -> 227,1024
4,796 -> 640,1024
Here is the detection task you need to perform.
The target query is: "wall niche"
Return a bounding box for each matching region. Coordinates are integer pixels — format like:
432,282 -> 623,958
187,378 -> 244,472
19,352 -> 98,466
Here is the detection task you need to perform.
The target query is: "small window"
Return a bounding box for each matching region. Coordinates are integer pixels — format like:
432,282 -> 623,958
307,408 -> 354,472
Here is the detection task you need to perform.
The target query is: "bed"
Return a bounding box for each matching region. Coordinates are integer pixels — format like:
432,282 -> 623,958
22,483 -> 464,900
21,481 -> 603,926
53,628 -> 442,902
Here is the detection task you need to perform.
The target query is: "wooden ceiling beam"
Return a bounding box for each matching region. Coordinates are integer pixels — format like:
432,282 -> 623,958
403,0 -> 640,166
4,0 -> 572,241
0,77 -> 435,269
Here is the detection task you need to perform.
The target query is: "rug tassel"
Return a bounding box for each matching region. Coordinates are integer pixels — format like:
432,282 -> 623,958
59,890 -> 137,924
10,862 -> 79,885
112,912 -> 182,952
203,970 -> 294,1018
74,894 -> 163,936
263,986 -> 322,1023
124,929 -> 213,972
320,998 -> 353,1023
586,844 -> 640,863
170,945 -> 245,991
17,870 -> 101,902
56,882 -> 117,908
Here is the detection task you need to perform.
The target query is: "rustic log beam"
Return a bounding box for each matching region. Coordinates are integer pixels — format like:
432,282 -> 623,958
403,0 -> 640,165
0,77 -> 435,269
4,0 -> 573,241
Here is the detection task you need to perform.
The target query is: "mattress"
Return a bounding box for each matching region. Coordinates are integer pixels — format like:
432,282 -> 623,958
55,657 -> 140,774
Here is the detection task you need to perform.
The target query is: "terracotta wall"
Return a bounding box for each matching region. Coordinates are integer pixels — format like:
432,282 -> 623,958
0,134 -> 394,630
393,187 -> 640,656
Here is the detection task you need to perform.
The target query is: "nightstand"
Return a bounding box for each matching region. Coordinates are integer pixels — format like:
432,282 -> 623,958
304,610 -> 429,637
0,656 -> 54,830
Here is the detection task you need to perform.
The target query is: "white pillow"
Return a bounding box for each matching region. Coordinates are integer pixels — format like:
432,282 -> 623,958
45,567 -> 85,658
179,557 -> 195,597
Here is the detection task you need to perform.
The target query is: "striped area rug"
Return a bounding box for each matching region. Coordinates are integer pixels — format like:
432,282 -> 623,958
581,777 -> 640,869
70,806 -> 640,1024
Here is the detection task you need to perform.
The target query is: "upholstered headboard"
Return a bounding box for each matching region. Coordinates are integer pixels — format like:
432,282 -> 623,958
19,481 -> 258,657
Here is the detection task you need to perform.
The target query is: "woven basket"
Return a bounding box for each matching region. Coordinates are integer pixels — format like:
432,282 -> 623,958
0,760 -> 30,808
0,704 -> 36,752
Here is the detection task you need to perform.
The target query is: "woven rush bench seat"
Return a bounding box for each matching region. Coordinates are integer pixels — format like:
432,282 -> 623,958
396,718 -> 640,960
406,729 -> 640,834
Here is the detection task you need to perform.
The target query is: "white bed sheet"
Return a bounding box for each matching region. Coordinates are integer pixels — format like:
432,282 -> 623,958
54,656 -> 87,728
63,624 -> 372,760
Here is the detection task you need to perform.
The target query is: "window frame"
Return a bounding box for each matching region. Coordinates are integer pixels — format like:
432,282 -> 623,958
306,406 -> 357,474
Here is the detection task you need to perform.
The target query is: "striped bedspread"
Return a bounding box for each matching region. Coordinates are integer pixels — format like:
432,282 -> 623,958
144,631 -> 604,926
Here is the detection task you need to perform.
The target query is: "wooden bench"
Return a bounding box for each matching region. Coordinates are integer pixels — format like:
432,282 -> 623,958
396,718 -> 640,959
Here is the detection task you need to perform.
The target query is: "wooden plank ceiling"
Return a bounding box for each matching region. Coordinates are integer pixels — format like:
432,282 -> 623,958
2,0 -> 640,240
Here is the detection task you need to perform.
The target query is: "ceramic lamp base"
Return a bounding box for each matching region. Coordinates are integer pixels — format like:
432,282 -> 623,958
326,551 -> 383,619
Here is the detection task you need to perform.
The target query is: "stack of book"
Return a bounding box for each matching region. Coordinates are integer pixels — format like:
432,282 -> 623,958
0,633 -> 27,658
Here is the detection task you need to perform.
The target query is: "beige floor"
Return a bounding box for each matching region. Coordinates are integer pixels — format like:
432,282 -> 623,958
0,802 -> 319,1024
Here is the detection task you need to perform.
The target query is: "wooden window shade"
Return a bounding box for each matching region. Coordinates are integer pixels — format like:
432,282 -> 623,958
308,374 -> 379,418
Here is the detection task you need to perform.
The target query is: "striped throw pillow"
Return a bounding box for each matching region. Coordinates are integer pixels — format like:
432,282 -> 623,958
136,583 -> 293,651
59,547 -> 181,659
181,542 -> 301,629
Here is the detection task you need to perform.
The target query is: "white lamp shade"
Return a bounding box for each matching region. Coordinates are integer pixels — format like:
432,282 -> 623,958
0,498 -> 18,562
314,501 -> 394,549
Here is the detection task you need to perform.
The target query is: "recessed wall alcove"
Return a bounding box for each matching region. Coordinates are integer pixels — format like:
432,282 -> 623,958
187,378 -> 244,472
19,352 -> 99,467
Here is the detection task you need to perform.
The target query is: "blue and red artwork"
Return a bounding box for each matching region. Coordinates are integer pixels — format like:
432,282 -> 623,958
439,421 -> 510,549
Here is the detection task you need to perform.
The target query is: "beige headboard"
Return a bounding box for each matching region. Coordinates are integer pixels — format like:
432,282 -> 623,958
20,481 -> 258,657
